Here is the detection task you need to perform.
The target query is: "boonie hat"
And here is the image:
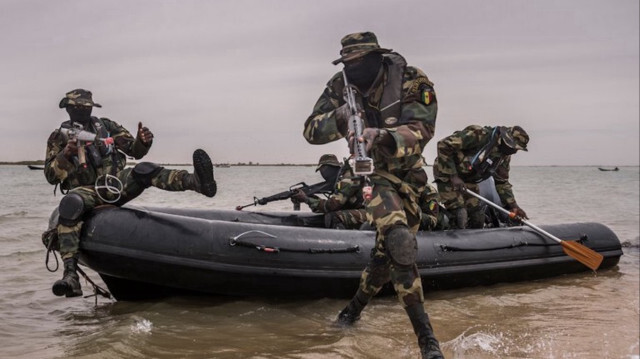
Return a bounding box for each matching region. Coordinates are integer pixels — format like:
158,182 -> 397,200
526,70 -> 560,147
59,89 -> 102,108
315,154 -> 341,172
332,32 -> 392,65
500,126 -> 529,152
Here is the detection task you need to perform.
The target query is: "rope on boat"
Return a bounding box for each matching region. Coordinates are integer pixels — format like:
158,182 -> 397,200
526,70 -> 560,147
229,230 -> 359,254
439,234 -> 589,252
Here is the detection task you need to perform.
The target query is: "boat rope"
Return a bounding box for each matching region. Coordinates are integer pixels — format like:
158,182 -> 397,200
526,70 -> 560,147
439,234 -> 588,252
76,266 -> 112,305
229,230 -> 359,254
43,228 -> 60,273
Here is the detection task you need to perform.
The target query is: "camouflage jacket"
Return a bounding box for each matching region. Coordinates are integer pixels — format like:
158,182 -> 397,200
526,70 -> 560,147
303,53 -> 437,189
45,117 -> 150,191
433,125 -> 517,207
307,169 -> 365,213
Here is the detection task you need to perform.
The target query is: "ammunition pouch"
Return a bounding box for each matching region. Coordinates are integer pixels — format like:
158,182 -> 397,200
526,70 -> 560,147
385,226 -> 417,267
132,162 -> 164,188
58,193 -> 85,226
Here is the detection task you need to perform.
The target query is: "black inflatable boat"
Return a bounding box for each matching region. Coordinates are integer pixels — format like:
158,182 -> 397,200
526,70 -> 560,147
77,205 -> 623,301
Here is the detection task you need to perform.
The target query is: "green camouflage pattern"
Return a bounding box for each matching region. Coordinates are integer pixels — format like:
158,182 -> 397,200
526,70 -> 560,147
305,50 -> 437,308
59,89 -> 102,108
56,167 -> 192,258
315,153 -> 341,171
358,173 -> 425,307
303,65 -> 437,179
433,125 -> 518,209
332,31 -> 392,65
45,117 -> 150,191
307,168 -> 367,229
418,183 -> 449,231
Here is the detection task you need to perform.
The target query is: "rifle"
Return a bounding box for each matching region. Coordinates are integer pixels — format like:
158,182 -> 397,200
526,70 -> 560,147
342,70 -> 374,201
59,126 -> 114,169
236,181 -> 334,211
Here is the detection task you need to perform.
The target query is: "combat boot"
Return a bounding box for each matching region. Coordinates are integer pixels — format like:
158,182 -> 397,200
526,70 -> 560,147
182,149 -> 217,197
336,289 -> 370,326
405,303 -> 444,359
52,257 -> 82,297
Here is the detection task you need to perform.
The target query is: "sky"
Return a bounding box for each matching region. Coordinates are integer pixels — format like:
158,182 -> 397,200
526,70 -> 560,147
0,0 -> 638,166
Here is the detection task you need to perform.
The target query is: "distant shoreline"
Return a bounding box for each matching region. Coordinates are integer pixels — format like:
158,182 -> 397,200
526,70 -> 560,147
0,161 -> 636,167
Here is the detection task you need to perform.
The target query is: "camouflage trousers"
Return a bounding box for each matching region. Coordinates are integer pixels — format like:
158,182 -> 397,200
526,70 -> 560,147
324,209 -> 368,229
359,173 -> 425,308
436,181 -> 485,228
57,167 -> 190,259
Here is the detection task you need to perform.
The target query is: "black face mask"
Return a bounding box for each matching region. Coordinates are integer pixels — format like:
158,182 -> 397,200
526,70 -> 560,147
319,165 -> 340,183
344,53 -> 383,90
66,105 -> 92,125
498,141 -> 518,156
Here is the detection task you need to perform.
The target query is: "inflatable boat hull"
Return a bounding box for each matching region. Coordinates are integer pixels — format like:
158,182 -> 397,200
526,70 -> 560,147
78,206 -> 622,300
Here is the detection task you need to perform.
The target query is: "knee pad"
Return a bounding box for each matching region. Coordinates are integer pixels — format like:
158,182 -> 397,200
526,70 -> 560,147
58,193 -> 85,226
132,162 -> 164,188
385,226 -> 417,267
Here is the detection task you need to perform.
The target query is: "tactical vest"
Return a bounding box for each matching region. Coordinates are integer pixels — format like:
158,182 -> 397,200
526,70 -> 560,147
59,117 -> 120,186
378,52 -> 407,125
468,127 -> 506,183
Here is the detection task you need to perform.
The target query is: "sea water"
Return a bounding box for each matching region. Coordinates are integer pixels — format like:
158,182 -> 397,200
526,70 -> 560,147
0,165 -> 638,359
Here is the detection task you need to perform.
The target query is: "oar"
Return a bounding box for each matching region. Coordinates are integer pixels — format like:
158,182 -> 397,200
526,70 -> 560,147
464,188 -> 603,271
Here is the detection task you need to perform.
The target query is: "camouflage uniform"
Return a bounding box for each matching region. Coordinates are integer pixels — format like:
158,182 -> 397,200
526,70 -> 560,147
304,32 -> 443,358
418,183 -> 449,231
307,167 -> 367,230
433,125 -> 529,229
45,89 -> 216,298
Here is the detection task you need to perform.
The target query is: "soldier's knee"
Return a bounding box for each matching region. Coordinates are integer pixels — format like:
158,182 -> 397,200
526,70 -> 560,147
385,225 -> 417,267
468,206 -> 486,229
132,162 -> 164,188
58,193 -> 85,226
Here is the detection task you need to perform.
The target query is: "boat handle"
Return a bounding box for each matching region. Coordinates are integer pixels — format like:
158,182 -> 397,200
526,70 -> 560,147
229,230 -> 277,246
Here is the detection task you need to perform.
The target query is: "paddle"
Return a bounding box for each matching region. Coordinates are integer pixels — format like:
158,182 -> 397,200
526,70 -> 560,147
464,188 -> 604,271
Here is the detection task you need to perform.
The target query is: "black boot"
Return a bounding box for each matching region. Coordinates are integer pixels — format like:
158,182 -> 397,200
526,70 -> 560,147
183,149 -> 217,197
405,303 -> 444,359
336,289 -> 370,326
52,257 -> 82,297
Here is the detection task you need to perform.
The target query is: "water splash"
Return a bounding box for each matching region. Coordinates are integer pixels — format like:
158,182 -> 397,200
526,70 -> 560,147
130,318 -> 152,335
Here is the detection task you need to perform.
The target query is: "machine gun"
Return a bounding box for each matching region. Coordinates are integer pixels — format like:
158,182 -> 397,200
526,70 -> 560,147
236,180 -> 334,211
59,126 -> 114,169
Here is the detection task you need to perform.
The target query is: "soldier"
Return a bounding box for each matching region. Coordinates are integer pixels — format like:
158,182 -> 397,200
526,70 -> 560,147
44,89 -> 217,298
433,125 -> 529,229
292,154 -> 367,229
418,183 -> 450,231
303,32 -> 443,358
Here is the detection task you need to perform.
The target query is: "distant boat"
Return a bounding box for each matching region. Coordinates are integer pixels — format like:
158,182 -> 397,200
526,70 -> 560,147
598,167 -> 619,172
216,164 -> 231,168
27,165 -> 44,170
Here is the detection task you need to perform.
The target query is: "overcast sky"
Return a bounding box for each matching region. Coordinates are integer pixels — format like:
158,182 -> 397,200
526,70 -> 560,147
1,0 -> 638,166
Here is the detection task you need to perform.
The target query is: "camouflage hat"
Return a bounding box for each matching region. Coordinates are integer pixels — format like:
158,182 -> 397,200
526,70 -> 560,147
500,126 -> 529,152
58,89 -> 102,109
332,32 -> 392,65
315,154 -> 341,171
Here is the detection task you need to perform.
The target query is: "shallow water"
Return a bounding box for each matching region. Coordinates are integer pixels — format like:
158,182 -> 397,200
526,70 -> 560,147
0,165 -> 638,359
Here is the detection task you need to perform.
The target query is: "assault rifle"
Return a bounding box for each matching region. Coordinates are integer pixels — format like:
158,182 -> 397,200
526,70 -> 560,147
59,127 -> 114,169
236,180 -> 334,211
342,70 -> 374,201
342,70 -> 374,176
